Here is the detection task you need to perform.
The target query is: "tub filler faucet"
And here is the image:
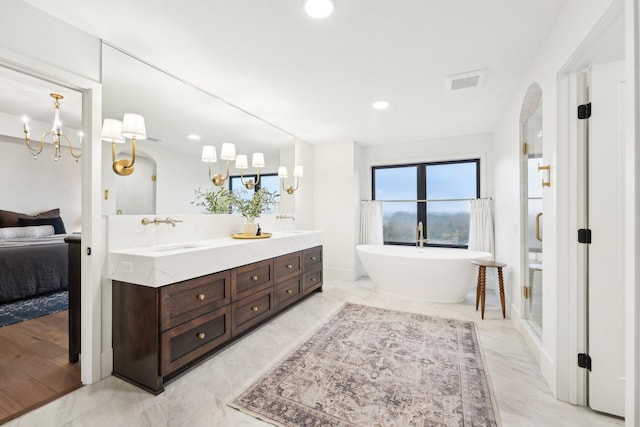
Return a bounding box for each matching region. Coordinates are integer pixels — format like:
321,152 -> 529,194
417,221 -> 428,248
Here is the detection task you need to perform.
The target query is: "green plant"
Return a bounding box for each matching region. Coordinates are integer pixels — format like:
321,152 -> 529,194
192,187 -> 233,214
230,188 -> 279,220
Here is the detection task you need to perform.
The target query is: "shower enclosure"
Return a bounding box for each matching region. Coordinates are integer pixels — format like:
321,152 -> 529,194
520,84 -> 543,336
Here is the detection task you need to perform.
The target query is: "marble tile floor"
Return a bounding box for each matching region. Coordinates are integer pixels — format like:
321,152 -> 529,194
5,280 -> 624,427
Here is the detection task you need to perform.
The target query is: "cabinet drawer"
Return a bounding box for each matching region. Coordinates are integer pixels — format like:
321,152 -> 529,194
159,271 -> 231,331
274,252 -> 302,282
232,288 -> 274,336
232,259 -> 273,301
303,268 -> 323,294
160,305 -> 231,375
303,246 -> 322,271
274,276 -> 303,310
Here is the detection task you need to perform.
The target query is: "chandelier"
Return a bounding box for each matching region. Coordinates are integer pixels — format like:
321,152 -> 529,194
22,93 -> 82,161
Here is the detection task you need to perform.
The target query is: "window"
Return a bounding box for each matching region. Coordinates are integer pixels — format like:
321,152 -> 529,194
229,173 -> 280,214
372,159 -> 479,247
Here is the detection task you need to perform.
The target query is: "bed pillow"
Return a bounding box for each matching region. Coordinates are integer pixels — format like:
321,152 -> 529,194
0,225 -> 56,239
18,216 -> 66,234
0,208 -> 61,227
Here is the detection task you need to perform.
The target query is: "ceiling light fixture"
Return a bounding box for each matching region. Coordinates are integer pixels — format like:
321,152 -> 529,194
372,100 -> 390,110
188,134 -> 201,140
23,93 -> 82,161
304,0 -> 335,19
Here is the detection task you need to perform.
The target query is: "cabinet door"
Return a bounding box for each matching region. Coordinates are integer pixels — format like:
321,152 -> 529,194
231,259 -> 274,301
231,288 -> 274,337
274,276 -> 303,310
159,270 -> 231,331
274,252 -> 302,282
160,305 -> 231,375
303,246 -> 322,272
303,268 -> 323,294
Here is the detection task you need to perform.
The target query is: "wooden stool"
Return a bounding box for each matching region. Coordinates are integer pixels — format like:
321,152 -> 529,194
471,260 -> 506,319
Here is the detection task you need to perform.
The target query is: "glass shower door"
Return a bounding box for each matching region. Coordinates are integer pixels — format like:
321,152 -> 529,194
523,103 -> 543,335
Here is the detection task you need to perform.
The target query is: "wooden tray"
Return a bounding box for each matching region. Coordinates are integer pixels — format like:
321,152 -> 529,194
231,232 -> 272,239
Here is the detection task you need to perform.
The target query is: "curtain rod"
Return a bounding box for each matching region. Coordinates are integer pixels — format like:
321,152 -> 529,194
361,197 -> 493,203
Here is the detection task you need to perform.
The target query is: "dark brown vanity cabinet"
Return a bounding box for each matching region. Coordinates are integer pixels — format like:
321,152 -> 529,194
112,246 -> 323,394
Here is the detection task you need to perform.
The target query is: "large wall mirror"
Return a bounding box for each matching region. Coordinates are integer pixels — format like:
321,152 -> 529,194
101,43 -> 295,216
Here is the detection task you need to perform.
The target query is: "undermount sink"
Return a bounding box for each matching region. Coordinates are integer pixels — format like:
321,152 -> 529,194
149,243 -> 207,252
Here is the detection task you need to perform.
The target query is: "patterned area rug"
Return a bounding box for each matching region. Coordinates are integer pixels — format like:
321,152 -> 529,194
230,303 -> 500,426
0,291 -> 68,327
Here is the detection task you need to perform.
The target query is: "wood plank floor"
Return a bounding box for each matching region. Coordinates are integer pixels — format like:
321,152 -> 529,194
0,310 -> 82,424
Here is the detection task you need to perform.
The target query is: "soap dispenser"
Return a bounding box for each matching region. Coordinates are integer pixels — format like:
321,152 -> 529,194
256,223 -> 262,236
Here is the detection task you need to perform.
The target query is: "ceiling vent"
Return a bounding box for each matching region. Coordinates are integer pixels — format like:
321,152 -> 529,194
446,69 -> 487,91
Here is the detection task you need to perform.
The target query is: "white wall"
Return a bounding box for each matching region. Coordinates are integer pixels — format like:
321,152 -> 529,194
0,0 -> 100,82
312,142 -> 357,281
294,138 -> 315,230
0,137 -> 82,231
492,0 -> 617,398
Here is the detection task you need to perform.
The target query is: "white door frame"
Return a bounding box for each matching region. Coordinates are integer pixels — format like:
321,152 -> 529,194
623,0 -> 640,424
556,1 -> 640,423
0,47 -> 103,385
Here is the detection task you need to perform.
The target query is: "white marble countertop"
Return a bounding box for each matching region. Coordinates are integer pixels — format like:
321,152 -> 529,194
109,231 -> 323,287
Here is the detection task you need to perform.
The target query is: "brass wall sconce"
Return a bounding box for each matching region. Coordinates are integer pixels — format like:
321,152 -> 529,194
538,163 -> 551,187
23,93 -> 82,161
101,113 -> 147,176
202,143 -> 236,186
278,165 -> 303,194
235,152 -> 265,189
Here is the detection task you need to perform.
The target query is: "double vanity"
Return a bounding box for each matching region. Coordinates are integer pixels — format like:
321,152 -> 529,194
109,231 -> 323,394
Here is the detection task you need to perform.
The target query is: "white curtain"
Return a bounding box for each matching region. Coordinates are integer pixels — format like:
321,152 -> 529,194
468,199 -> 494,258
359,201 -> 384,245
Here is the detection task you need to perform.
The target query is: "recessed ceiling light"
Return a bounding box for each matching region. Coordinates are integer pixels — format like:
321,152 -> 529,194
188,134 -> 201,140
372,100 -> 390,110
304,0 -> 335,19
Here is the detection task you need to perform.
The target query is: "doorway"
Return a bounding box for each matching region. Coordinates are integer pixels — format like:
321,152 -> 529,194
0,65 -> 84,422
578,61 -> 626,418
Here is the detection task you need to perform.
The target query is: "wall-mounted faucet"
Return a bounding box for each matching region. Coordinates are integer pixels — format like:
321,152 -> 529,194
276,214 -> 295,221
417,221 -> 428,248
141,217 -> 184,227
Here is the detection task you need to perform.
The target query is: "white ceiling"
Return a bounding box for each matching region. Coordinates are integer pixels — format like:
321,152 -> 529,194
22,0 -> 568,146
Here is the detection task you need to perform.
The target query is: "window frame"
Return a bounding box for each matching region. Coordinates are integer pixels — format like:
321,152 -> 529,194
372,158 -> 480,248
229,172 -> 279,193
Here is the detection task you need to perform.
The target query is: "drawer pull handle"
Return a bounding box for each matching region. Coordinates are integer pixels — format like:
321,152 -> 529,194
251,306 -> 259,312
251,275 -> 259,281
311,277 -> 317,282
286,264 -> 293,269
197,332 -> 205,340
286,289 -> 293,294
197,294 -> 205,300
311,256 -> 317,261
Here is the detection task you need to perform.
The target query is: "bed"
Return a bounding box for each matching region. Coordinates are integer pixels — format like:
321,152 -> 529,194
0,208 -> 69,304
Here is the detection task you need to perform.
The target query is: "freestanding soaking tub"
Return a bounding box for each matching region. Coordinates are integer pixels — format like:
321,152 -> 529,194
356,244 -> 492,303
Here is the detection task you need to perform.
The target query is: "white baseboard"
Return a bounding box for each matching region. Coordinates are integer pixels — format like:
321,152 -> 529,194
510,303 -> 542,366
324,267 -> 356,282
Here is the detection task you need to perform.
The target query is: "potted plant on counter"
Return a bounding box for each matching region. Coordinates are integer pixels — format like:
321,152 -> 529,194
230,188 -> 279,235
192,187 -> 234,214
